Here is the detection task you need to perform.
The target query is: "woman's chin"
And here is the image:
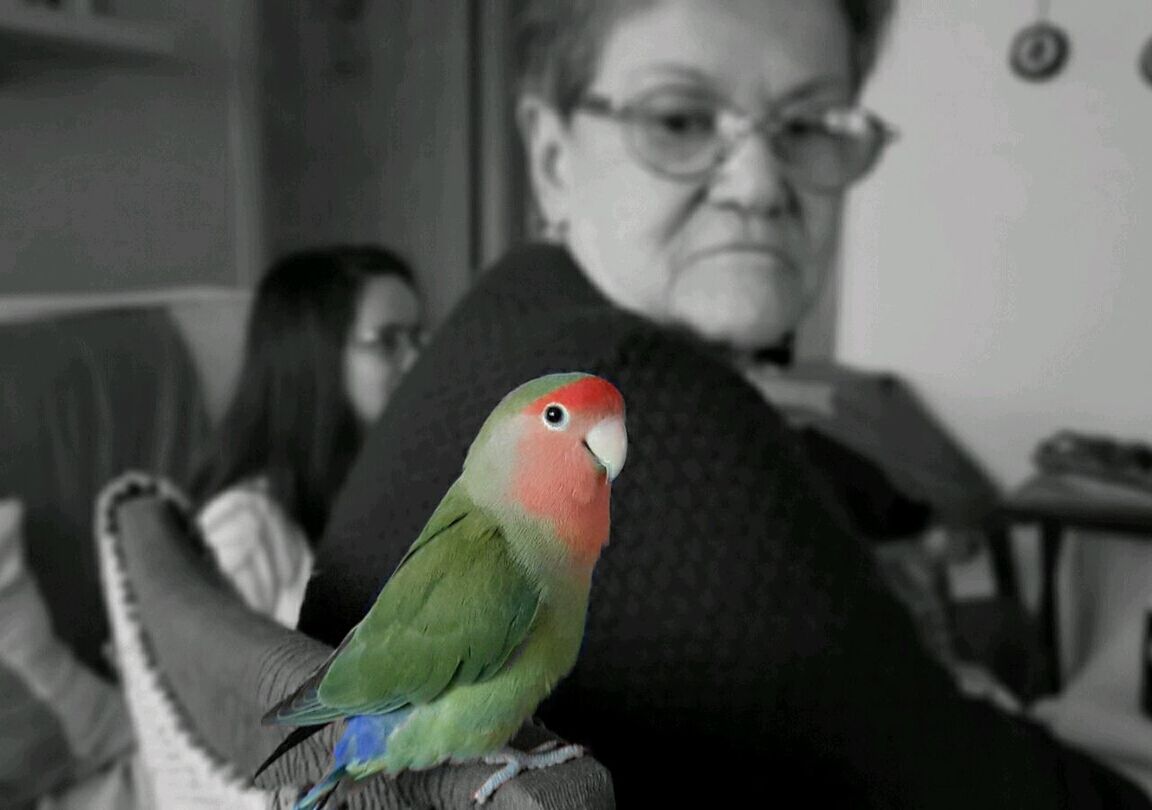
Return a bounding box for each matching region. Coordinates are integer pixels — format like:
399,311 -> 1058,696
668,261 -> 805,348
669,291 -> 798,351
692,317 -> 791,351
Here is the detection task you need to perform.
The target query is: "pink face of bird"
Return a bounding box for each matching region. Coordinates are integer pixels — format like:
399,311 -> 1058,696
510,377 -> 628,564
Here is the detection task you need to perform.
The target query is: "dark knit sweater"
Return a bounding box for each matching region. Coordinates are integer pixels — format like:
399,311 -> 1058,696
301,243 -> 1147,808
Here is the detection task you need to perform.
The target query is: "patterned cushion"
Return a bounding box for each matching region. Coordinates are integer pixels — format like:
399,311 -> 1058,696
0,498 -> 135,808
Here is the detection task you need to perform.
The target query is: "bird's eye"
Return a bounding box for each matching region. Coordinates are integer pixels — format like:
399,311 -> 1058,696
542,403 -> 569,430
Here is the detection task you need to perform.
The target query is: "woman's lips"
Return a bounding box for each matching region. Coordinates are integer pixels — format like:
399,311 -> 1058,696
684,243 -> 796,270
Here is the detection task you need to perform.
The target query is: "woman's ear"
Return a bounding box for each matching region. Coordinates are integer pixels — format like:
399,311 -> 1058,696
516,95 -> 572,231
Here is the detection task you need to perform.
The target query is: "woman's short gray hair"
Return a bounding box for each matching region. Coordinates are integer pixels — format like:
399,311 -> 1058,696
513,0 -> 895,114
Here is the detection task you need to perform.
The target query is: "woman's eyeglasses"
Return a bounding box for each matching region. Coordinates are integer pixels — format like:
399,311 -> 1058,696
574,87 -> 898,193
348,324 -> 426,359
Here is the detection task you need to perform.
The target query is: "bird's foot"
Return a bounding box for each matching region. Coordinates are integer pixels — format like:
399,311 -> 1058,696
472,743 -> 586,804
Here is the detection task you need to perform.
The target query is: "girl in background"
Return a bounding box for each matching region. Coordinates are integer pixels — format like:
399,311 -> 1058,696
191,245 -> 423,628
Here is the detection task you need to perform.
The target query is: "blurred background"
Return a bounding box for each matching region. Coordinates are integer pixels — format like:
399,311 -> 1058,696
1,0 -> 1152,804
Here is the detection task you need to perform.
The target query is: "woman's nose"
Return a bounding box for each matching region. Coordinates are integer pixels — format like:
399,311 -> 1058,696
706,129 -> 794,218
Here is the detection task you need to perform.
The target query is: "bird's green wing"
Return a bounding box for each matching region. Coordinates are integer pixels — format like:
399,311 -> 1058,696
269,484 -> 541,725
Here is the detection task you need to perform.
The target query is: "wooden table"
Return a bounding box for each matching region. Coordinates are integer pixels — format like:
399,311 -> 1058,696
993,474 -> 1152,693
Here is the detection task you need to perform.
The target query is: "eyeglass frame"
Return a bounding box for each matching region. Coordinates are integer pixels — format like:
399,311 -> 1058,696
347,323 -> 427,358
572,88 -> 899,193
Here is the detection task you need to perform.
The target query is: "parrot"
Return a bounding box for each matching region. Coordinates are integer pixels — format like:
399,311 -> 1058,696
255,372 -> 628,808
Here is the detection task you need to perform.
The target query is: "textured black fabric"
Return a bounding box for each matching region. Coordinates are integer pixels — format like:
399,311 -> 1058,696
302,243 -> 1149,808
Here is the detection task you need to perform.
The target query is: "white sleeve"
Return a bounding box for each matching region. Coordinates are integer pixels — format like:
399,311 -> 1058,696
197,490 -> 281,617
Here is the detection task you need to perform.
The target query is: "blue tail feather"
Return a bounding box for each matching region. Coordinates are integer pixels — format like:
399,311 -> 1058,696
294,708 -> 413,808
334,709 -> 412,768
293,765 -> 345,810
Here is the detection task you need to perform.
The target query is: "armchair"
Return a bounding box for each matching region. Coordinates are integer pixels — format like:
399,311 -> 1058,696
95,472 -> 614,809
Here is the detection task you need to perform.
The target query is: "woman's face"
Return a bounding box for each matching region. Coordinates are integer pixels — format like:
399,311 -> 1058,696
343,276 -> 423,426
524,0 -> 854,350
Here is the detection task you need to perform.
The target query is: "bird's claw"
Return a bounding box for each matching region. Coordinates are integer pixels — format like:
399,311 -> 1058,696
472,744 -> 586,804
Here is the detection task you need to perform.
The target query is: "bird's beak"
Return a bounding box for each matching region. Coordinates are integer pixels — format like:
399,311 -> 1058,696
584,416 -> 628,483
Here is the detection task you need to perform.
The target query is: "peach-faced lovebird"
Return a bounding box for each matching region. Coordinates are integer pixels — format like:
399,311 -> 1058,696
258,373 -> 628,808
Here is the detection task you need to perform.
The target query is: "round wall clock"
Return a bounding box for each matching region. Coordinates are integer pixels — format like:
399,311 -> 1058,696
1010,21 -> 1070,81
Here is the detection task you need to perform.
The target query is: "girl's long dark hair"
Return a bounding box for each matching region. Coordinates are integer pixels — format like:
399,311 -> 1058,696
191,245 -> 416,541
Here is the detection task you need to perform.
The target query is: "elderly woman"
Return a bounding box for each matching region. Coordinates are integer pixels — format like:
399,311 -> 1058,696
294,0 -> 1150,807
109,1 -> 1148,807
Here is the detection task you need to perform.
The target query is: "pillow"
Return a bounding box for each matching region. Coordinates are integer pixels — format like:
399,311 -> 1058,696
0,499 -> 135,808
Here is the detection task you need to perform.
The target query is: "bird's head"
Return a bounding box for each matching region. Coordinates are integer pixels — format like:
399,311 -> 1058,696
463,373 -> 627,565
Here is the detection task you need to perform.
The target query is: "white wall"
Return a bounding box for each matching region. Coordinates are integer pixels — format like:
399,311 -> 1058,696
838,0 -> 1152,489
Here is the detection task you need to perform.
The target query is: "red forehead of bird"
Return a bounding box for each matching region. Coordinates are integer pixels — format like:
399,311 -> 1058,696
522,376 -> 624,419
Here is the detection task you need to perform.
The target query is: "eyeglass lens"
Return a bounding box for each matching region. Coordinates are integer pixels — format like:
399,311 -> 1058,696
621,92 -> 888,189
